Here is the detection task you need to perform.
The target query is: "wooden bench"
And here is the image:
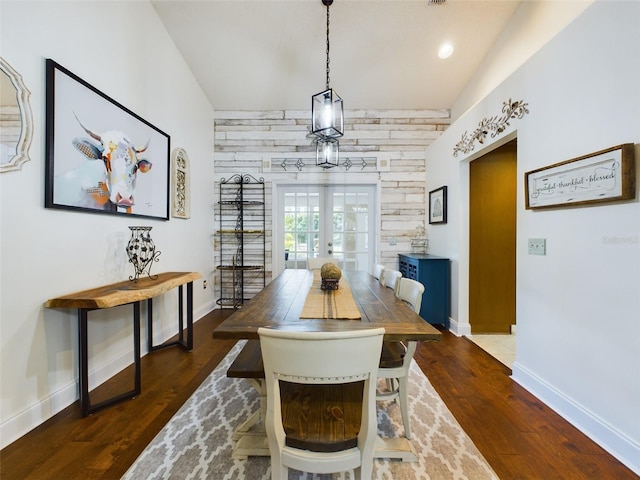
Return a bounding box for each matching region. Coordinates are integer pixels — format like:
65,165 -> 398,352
379,341 -> 406,368
227,340 -> 405,378
227,340 -> 264,379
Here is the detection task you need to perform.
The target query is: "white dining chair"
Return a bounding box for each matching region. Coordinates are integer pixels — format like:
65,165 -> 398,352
377,277 -> 425,440
307,257 -> 337,270
379,268 -> 402,295
258,327 -> 385,480
373,264 -> 385,281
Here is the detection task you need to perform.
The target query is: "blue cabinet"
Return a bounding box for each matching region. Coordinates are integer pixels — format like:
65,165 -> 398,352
398,254 -> 450,327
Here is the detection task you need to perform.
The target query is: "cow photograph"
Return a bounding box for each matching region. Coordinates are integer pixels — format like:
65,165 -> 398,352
45,59 -> 170,220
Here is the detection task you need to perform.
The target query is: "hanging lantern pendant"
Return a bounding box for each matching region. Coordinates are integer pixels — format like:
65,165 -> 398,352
312,0 -> 344,145
316,137 -> 340,169
312,88 -> 343,139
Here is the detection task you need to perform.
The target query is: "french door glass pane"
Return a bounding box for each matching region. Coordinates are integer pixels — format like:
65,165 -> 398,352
280,185 -> 374,272
332,191 -> 370,271
284,192 -> 321,269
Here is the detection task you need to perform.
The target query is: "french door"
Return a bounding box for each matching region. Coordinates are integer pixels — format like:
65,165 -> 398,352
277,184 -> 375,272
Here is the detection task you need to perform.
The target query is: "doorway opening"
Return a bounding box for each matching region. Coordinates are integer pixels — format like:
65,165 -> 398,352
468,139 -> 517,366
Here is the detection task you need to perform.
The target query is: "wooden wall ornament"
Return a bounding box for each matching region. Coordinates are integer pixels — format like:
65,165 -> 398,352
171,147 -> 190,219
453,99 -> 529,157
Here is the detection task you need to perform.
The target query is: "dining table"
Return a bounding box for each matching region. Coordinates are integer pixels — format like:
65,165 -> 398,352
212,268 -> 442,462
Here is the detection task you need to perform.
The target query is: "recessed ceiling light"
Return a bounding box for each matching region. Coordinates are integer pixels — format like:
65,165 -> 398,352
438,42 -> 454,59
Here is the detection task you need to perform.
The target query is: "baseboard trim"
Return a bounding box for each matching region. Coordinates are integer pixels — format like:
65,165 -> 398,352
0,303 -> 216,450
1,345 -> 139,449
448,317 -> 471,337
0,378 -> 77,450
512,362 -> 640,476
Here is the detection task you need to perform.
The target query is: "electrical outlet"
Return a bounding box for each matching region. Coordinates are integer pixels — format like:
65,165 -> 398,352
528,238 -> 546,255
203,280 -> 208,289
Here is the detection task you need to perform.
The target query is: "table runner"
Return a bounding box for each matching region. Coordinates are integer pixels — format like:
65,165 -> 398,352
299,271 -> 361,320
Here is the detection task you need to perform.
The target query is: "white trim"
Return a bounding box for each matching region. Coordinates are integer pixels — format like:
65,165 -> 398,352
261,153 -> 383,174
0,379 -> 76,449
377,152 -> 391,171
512,363 -> 640,476
262,154 -> 273,173
448,316 -> 470,337
0,308 -> 213,450
0,346 -> 133,449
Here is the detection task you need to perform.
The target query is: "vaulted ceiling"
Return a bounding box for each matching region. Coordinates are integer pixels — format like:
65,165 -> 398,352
151,0 -> 523,112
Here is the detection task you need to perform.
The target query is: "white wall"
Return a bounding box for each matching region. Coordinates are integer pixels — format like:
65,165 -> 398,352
451,0 -> 594,120
0,1 -> 215,448
426,0 -> 639,474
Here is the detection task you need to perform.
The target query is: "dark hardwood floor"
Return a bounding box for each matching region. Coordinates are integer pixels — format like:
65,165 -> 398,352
1,310 -> 637,480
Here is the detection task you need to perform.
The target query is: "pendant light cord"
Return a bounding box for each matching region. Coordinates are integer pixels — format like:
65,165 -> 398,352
325,3 -> 330,90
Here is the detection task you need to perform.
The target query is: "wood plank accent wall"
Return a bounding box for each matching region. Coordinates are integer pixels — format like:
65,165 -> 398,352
213,109 -> 449,297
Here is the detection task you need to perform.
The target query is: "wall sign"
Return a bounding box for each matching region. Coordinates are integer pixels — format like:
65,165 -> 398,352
525,144 -> 635,210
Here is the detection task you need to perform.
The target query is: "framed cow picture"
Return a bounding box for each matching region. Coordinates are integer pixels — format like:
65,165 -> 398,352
45,59 -> 170,220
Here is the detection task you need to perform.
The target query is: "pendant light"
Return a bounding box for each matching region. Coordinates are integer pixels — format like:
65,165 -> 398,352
312,0 -> 343,168
315,137 -> 340,169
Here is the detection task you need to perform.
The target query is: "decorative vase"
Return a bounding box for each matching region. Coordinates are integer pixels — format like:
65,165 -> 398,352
320,263 -> 341,290
126,226 -> 161,282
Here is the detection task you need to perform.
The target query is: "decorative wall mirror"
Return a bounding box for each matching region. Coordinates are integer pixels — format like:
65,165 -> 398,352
1,57 -> 34,173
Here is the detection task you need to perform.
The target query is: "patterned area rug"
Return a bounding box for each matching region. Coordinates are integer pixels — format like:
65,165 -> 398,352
122,341 -> 499,480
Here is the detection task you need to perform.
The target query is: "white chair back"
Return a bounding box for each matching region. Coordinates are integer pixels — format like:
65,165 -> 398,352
258,327 -> 385,479
377,277 -> 424,440
396,277 -> 425,314
380,268 -> 402,294
307,257 -> 338,270
373,264 -> 385,281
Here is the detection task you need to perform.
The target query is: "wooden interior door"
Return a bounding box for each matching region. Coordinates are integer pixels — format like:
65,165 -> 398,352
469,140 -> 517,333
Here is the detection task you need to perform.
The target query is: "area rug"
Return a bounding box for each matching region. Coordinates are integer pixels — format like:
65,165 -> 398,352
122,341 -> 499,480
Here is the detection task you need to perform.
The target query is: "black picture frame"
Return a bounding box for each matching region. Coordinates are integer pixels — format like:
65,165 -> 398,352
45,59 -> 170,220
429,186 -> 447,224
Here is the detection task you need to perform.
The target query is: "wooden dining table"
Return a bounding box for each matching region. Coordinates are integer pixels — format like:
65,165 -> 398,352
212,269 -> 442,462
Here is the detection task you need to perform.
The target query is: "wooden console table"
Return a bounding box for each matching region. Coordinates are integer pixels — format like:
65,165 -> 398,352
45,271 -> 201,416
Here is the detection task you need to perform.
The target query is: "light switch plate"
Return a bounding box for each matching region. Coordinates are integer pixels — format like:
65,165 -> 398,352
528,238 -> 546,255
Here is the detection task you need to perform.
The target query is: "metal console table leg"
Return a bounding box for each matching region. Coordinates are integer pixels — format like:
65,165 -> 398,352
147,282 -> 194,352
78,302 -> 141,417
45,272 -> 201,417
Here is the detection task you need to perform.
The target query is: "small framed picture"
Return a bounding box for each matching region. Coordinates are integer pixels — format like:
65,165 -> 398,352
429,186 -> 447,224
